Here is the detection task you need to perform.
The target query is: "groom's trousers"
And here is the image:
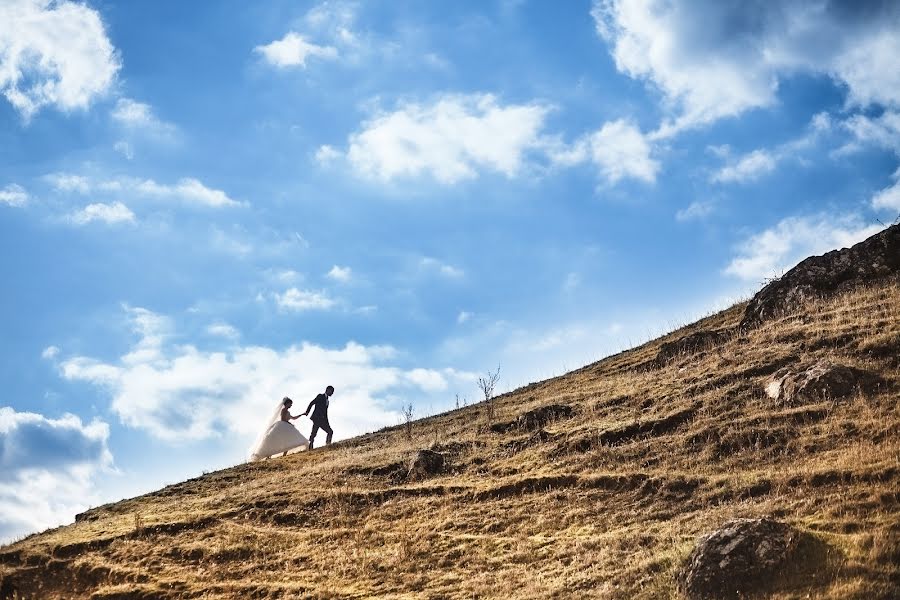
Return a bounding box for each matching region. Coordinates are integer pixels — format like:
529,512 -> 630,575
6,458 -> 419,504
310,419 -> 333,447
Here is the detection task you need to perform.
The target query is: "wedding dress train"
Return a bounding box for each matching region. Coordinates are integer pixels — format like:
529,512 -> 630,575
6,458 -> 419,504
249,402 -> 309,461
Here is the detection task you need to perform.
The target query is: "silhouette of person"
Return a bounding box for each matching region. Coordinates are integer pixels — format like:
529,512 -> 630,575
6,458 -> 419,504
303,385 -> 334,449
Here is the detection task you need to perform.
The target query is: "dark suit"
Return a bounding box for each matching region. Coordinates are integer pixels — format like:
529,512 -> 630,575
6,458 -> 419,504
306,393 -> 333,446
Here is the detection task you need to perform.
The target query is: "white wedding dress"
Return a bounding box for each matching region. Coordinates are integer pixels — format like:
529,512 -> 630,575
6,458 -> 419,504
248,402 -> 309,461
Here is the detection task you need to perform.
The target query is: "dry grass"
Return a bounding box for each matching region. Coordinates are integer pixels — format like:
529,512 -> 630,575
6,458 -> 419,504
1,283 -> 898,599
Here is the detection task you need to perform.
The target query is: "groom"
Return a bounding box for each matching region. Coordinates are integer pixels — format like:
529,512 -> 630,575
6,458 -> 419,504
303,385 -> 334,449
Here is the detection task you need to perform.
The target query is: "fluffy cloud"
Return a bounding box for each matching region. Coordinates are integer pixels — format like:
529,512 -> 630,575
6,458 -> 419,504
0,407 -> 112,541
67,201 -> 135,225
840,110 -> 900,156
46,173 -> 241,207
546,119 -> 658,184
712,149 -> 777,184
254,32 -> 337,68
274,288 -> 336,311
587,119 -> 659,183
0,0 -> 120,119
593,0 -> 900,134
56,307 -> 472,442
0,183 -> 28,207
326,265 -> 352,282
345,94 -> 551,183
724,214 -> 885,281
110,98 -> 175,137
872,170 -> 900,212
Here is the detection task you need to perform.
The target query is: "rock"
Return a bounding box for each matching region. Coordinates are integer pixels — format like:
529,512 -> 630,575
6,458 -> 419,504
765,360 -> 879,404
407,449 -> 445,480
741,223 -> 900,329
656,330 -> 726,364
676,517 -> 800,600
490,404 -> 574,434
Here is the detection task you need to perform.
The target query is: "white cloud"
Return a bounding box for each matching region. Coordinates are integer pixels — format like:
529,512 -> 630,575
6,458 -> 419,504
712,149 -> 777,184
206,323 -> 240,340
0,407 -> 112,541
41,345 -> 59,359
420,257 -> 464,278
404,368 -> 447,392
724,214 -> 886,281
111,98 -> 175,135
274,288 -> 336,311
345,94 -> 552,183
675,200 -> 714,222
67,201 -> 135,226
46,173 -> 241,207
46,172 -> 91,193
457,311 -> 472,324
254,31 -> 338,68
593,0 -> 900,134
56,307 -> 464,442
315,144 -> 341,164
0,0 -> 120,119
587,119 -> 659,183
0,183 -> 28,207
133,177 -> 239,207
326,265 -> 352,282
840,110 -> 900,156
832,26 -> 900,109
872,170 -> 900,212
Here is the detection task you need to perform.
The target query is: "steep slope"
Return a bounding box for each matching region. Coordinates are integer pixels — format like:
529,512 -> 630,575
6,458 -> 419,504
2,236 -> 898,599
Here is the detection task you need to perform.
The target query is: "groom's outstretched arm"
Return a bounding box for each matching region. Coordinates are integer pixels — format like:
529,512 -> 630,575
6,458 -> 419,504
303,397 -> 316,416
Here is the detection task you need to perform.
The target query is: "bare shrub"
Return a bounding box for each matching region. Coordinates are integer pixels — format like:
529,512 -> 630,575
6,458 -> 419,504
402,403 -> 414,442
477,363 -> 501,424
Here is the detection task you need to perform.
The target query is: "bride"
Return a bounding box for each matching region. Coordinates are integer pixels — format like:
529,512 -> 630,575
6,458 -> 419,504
249,397 -> 309,461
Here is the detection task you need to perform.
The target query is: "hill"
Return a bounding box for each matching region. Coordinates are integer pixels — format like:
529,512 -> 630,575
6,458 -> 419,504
2,226 -> 899,599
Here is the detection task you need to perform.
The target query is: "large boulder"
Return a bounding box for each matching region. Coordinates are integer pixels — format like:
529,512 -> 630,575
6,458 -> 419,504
765,360 -> 880,404
676,517 -> 800,600
407,449 -> 445,480
741,223 -> 900,329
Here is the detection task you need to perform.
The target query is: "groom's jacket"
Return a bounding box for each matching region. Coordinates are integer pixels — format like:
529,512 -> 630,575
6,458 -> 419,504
306,393 -> 329,425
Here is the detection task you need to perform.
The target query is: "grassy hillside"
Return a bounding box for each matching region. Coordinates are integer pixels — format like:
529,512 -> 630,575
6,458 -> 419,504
2,282 -> 898,599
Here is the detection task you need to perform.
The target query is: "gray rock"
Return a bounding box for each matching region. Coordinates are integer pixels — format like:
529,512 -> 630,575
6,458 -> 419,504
741,223 -> 900,330
765,360 -> 879,404
656,330 -> 726,364
407,449 -> 445,480
676,517 -> 800,600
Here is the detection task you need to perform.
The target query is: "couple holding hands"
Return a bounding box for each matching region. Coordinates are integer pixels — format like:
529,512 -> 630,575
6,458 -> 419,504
249,385 -> 335,461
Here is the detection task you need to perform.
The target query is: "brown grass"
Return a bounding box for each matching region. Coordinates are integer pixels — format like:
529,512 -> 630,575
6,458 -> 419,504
1,283 -> 898,599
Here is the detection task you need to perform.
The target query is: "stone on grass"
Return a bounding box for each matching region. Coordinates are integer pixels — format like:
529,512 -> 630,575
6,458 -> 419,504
765,360 -> 875,404
676,517 -> 799,600
656,330 -> 726,364
407,449 -> 445,480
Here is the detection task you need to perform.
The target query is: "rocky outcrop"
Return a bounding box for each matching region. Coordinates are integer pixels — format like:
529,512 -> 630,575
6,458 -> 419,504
741,223 -> 900,329
676,517 -> 800,600
407,449 -> 445,480
765,360 -> 882,404
490,404 -> 574,434
655,330 -> 726,364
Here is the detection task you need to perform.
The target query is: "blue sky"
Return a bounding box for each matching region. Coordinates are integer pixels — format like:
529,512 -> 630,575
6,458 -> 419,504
1,0 -> 899,541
